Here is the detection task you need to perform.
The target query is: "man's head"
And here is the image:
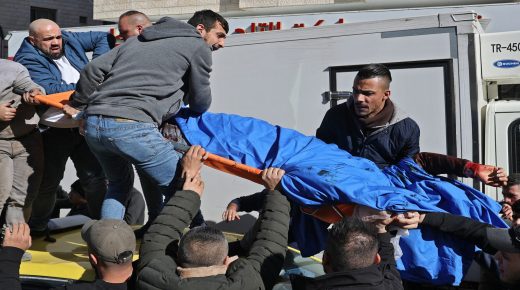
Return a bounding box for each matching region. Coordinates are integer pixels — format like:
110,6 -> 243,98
177,226 -> 228,268
486,206 -> 520,285
188,10 -> 228,51
81,219 -> 135,275
503,173 -> 520,206
28,19 -> 63,59
322,217 -> 380,273
118,10 -> 152,41
352,63 -> 392,119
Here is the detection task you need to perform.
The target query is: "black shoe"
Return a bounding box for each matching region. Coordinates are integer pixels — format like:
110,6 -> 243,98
31,228 -> 56,243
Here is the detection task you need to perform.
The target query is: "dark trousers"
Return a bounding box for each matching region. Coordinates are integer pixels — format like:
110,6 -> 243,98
29,127 -> 106,231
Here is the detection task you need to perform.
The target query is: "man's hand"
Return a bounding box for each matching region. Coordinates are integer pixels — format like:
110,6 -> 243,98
222,203 -> 240,222
394,211 -> 422,229
181,145 -> 208,178
62,104 -> 80,118
22,88 -> 42,105
464,162 -> 508,187
183,172 -> 204,197
0,102 -> 17,121
261,167 -> 285,191
2,223 -> 32,251
501,203 -> 513,221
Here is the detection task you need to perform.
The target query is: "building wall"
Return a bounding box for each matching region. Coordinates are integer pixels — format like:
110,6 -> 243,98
93,0 -> 515,21
0,0 -> 106,58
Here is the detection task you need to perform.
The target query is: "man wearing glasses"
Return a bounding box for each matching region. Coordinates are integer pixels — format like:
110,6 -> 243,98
14,19 -> 115,238
316,63 -> 420,169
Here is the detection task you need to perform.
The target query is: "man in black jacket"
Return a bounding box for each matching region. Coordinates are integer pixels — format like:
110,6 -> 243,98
290,209 -> 412,290
406,203 -> 520,290
136,145 -> 291,290
316,63 -> 420,169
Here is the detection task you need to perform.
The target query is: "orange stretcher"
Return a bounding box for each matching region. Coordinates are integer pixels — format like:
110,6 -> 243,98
35,90 -> 74,109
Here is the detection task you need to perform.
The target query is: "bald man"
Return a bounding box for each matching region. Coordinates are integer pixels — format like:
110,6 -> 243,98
14,19 -> 115,237
118,10 -> 152,41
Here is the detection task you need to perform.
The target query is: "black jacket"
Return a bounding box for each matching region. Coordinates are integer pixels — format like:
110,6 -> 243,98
290,232 -> 403,290
316,99 -> 420,169
0,247 -> 127,290
0,247 -> 24,290
136,189 -> 290,290
421,212 -> 520,290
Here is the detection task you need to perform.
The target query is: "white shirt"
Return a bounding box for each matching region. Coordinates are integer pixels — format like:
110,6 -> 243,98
40,56 -> 80,128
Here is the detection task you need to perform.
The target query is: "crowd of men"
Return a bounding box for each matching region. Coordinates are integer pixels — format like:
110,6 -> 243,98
0,7 -> 519,290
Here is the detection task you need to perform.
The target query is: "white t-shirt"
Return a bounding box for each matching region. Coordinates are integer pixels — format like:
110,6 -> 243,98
40,56 -> 80,128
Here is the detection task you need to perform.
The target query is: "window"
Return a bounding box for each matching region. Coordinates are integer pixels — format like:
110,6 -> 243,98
79,16 -> 87,25
30,6 -> 57,22
509,119 -> 520,174
498,84 -> 520,100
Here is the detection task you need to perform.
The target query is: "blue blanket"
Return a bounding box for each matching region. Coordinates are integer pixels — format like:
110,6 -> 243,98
174,109 -> 507,285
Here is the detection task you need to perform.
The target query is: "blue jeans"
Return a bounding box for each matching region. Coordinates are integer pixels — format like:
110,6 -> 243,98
84,115 -> 182,220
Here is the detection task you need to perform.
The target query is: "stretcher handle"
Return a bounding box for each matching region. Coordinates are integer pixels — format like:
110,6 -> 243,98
172,142 -> 263,184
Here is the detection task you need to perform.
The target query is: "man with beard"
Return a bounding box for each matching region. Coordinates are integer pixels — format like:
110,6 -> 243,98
317,63 -> 420,169
14,19 -> 114,238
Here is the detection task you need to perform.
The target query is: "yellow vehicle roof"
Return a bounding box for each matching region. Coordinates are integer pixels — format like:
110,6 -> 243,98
20,227 -> 134,281
20,227 -> 322,283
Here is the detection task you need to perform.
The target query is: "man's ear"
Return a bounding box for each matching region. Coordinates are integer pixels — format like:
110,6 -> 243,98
136,25 -> 144,34
28,36 -> 36,45
383,89 -> 391,101
195,24 -> 206,36
322,251 -> 332,273
224,255 -> 238,266
89,253 -> 99,266
374,253 -> 381,265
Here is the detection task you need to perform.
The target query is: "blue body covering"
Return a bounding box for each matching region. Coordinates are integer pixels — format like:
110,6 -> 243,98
174,109 -> 507,285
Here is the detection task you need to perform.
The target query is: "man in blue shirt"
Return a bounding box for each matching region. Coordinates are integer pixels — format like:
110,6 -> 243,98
14,19 -> 115,236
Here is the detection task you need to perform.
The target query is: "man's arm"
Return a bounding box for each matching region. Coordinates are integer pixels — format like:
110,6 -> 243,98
227,168 -> 291,290
397,118 -> 420,160
223,192 -> 266,222
414,152 -> 507,187
0,224 -> 32,290
67,31 -> 115,58
68,47 -> 120,111
186,44 -> 212,113
416,212 -> 498,254
12,63 -> 44,105
15,55 -> 75,94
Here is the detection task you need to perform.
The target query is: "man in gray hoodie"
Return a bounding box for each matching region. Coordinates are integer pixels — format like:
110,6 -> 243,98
67,15 -> 228,220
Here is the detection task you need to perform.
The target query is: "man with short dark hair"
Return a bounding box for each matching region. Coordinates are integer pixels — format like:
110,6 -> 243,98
118,10 -> 152,41
290,210 -> 407,290
188,10 -> 228,51
177,226 -> 229,268
501,173 -> 520,221
317,63 -> 420,168
66,12 -> 217,221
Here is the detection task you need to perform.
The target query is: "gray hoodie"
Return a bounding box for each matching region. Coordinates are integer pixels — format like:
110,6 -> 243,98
70,17 -> 212,124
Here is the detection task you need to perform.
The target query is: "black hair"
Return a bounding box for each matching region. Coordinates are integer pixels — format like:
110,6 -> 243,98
177,226 -> 228,267
507,173 -> 520,187
325,217 -> 379,272
355,63 -> 392,87
187,10 -> 229,33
